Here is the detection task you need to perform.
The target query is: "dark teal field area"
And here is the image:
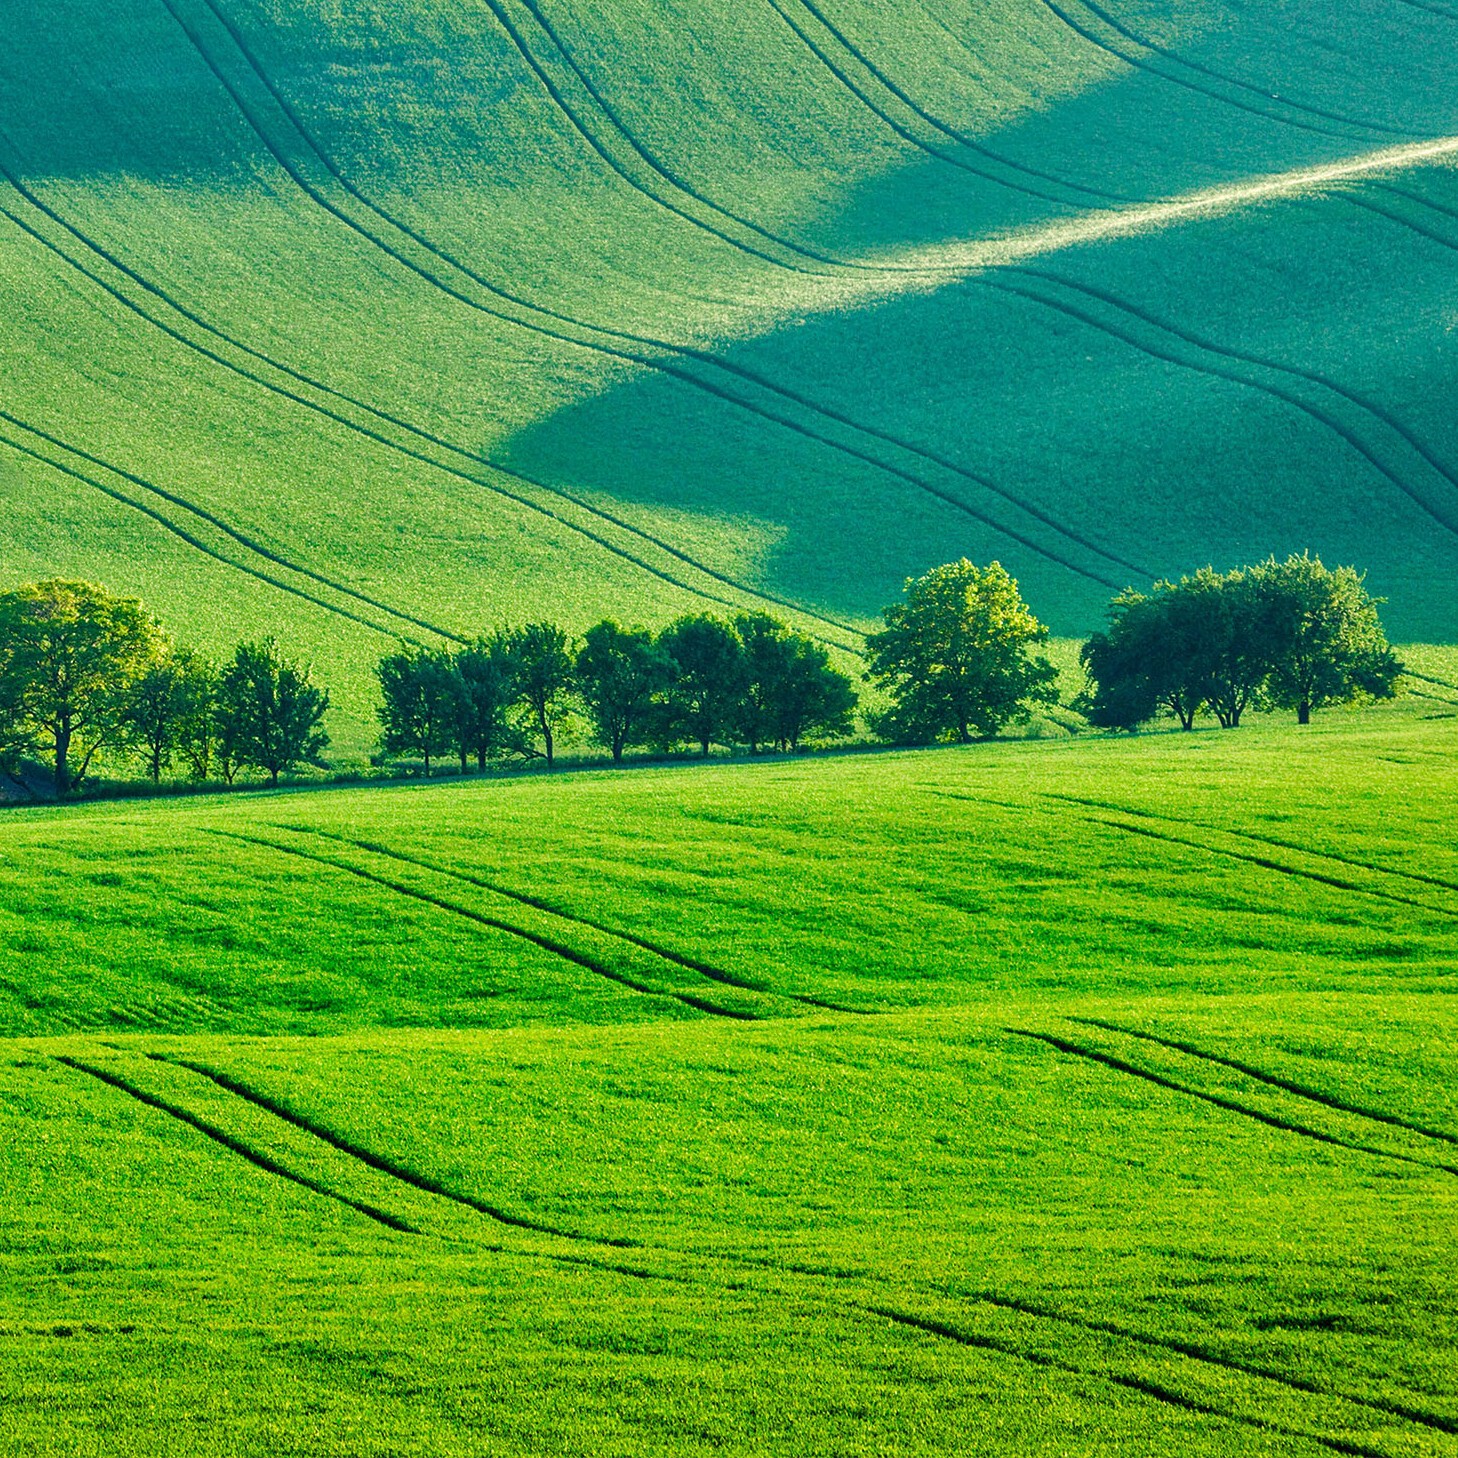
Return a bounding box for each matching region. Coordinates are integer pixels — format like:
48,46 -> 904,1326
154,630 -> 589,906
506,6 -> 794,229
3,709 -> 1457,1455
3,0 -> 1458,749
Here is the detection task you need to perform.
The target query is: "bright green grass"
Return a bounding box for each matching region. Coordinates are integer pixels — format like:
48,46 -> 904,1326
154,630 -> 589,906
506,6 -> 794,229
3,0 -> 1458,754
3,710 -> 1457,1453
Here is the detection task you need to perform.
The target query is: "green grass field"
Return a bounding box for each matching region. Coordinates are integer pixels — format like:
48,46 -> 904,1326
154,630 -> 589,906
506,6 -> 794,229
4,704 -> 1457,1454
6,4 -> 1458,1450
2,0 -> 1457,753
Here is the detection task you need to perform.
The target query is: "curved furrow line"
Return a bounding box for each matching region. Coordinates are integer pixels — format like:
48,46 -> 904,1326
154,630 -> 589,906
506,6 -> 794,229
973,1290 -> 1458,1437
1347,191 -> 1458,254
1043,792 -> 1458,898
1072,1019 -> 1458,1147
203,828 -> 764,1021
0,321 -> 458,643
1032,0 -> 1368,142
1389,0 -> 1458,16
133,1049 -> 1453,1444
166,12 -> 1152,580
760,0 -> 1111,212
868,1305 -> 1392,1458
753,0 -> 1135,204
57,1056 -> 416,1233
193,0 -> 832,278
0,423 -> 412,643
1079,813 -> 1458,919
1012,1030 -> 1458,1178
1003,262 -> 1458,506
280,825 -> 876,1016
156,1055 -> 642,1246
497,0 -> 910,270
1066,0 -> 1417,138
979,277 -> 1458,541
0,179 -> 867,653
163,1 -> 1134,593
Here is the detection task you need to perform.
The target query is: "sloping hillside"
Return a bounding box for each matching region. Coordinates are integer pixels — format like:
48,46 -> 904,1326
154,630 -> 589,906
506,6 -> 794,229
3,0 -> 1457,747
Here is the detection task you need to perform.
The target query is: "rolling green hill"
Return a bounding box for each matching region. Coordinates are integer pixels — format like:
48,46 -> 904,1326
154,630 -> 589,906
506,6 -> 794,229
4,711 -> 1458,1453
3,0 -> 1458,752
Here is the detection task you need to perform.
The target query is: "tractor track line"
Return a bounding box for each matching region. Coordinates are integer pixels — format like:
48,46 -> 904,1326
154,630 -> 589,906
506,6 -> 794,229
0,184 -> 863,652
1011,1030 -> 1458,1178
867,1306 -> 1391,1458
761,0 -> 1108,213
503,0 -> 903,270
114,1047 -> 1441,1448
0,425 -> 410,644
56,1055 -> 415,1232
276,824 -> 872,1016
774,0 -> 1133,204
1389,0 -> 1458,17
1000,264 -> 1458,507
31,1054 -> 1458,1438
172,0 -> 1144,586
158,1056 -> 879,1284
1072,1018 -> 1458,1148
1065,0 -> 1415,137
197,0 -> 831,278
1381,183 -> 1458,225
979,278 -> 1458,541
1079,812 -> 1458,920
1043,792 -> 1458,897
201,828 -> 761,1021
1032,0 -> 1369,142
972,1289 -> 1458,1435
156,1055 -> 642,1247
1347,192 -> 1458,255
0,340 -> 454,642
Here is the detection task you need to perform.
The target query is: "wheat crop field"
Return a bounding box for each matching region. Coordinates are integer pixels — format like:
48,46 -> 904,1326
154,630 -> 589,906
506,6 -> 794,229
4,0 -> 1458,1452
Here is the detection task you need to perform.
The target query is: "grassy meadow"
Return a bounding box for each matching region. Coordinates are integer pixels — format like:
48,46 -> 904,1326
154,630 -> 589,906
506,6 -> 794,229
3,702 -> 1458,1453
5,0 -> 1458,1450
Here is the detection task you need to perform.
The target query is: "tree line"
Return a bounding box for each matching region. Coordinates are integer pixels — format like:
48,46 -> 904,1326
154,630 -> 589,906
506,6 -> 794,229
0,553 -> 1406,797
1079,555 -> 1400,731
377,613 -> 857,772
0,581 -> 328,796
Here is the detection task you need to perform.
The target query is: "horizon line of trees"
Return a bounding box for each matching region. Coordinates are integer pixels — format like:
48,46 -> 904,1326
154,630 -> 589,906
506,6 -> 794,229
1079,556 -> 1401,732
0,553 -> 1409,797
376,611 -> 858,774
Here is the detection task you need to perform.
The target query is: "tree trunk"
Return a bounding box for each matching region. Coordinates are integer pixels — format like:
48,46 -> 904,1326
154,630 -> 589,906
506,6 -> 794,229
701,736 -> 710,757
54,724 -> 71,797
543,722 -> 554,768
612,737 -> 624,764
1297,701 -> 1311,726
477,748 -> 487,773
270,766 -> 280,786
423,750 -> 431,777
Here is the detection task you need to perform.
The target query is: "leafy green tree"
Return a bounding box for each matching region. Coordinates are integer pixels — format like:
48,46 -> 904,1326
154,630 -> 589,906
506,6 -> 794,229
867,560 -> 1057,744
174,657 -> 220,782
217,639 -> 330,786
577,621 -> 672,763
736,614 -> 857,752
501,623 -> 576,768
122,646 -> 215,782
377,646 -> 462,776
0,633 -> 27,776
1252,553 -> 1401,724
0,580 -> 164,795
1081,586 -> 1210,732
1181,565 -> 1268,729
659,614 -> 747,756
453,639 -> 517,772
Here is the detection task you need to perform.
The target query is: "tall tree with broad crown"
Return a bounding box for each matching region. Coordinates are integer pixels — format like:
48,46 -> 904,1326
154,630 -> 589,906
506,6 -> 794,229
0,579 -> 164,795
1252,553 -> 1401,724
867,560 -> 1057,744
